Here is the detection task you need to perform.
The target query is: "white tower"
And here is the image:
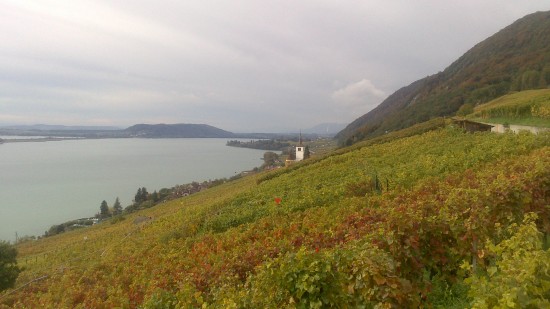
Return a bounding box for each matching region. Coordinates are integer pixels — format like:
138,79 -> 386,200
295,132 -> 305,161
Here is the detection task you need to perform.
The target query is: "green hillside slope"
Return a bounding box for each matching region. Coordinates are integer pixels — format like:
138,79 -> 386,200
336,10 -> 550,145
467,89 -> 550,127
2,126 -> 549,308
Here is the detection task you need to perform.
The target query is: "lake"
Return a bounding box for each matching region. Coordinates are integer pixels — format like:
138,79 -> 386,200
0,138 -> 266,242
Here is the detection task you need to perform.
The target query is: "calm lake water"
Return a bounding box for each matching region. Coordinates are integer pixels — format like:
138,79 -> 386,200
0,138 -> 266,242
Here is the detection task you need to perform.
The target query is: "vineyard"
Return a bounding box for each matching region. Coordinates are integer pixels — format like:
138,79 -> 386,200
468,89 -> 550,127
2,127 -> 549,308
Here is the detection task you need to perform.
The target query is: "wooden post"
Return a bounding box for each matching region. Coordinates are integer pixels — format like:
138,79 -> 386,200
472,239 -> 477,272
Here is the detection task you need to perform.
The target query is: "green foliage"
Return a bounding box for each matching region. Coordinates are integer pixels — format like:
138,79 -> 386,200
520,70 -> 542,90
151,191 -> 159,203
100,200 -> 110,218
113,197 -> 123,216
46,224 -> 65,236
263,151 -> 280,167
242,247 -> 349,308
227,139 -> 291,151
465,214 -> 550,308
345,174 -> 386,197
140,283 -> 205,309
337,117 -> 447,148
140,289 -> 178,309
135,187 -> 149,204
125,177 -> 244,214
304,145 -> 311,159
288,147 -> 296,160
110,215 -> 126,225
456,103 -> 474,116
0,241 -> 21,291
44,218 -> 95,237
220,244 -> 419,308
427,274 -> 469,309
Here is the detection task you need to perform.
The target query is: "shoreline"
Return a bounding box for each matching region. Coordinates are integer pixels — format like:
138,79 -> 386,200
0,138 -> 268,242
0,137 -> 87,143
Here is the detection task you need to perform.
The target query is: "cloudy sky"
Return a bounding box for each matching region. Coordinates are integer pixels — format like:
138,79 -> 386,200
0,1 -> 548,132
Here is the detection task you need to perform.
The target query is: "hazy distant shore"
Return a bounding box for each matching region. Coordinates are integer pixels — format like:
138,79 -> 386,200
0,137 -> 87,143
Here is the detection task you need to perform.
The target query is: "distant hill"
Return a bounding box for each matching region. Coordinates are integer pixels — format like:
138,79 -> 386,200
124,123 -> 235,138
336,10 -> 550,145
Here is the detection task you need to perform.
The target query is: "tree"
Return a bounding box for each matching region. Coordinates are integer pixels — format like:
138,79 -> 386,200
140,187 -> 149,202
135,187 -> 149,204
304,145 -> 311,159
135,188 -> 143,204
151,191 -> 159,203
0,241 -> 21,291
288,146 -> 296,160
263,151 -> 279,168
113,197 -> 123,215
100,200 -> 110,218
46,224 -> 65,236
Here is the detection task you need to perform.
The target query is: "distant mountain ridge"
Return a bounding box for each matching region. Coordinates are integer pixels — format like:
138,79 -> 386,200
0,124 -> 121,131
0,123 -> 236,138
124,123 -> 235,138
336,10 -> 550,145
0,122 -> 332,139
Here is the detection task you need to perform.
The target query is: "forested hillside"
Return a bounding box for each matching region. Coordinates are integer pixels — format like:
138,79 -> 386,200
337,10 -> 550,145
124,123 -> 235,138
2,125 -> 549,308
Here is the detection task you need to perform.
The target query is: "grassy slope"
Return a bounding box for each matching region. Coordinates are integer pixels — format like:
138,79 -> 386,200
468,89 -> 550,127
2,127 -> 549,308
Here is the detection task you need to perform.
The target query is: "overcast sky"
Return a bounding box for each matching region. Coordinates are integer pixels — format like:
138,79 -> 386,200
0,1 -> 548,132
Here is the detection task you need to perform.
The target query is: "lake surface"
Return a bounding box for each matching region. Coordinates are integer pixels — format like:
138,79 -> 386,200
0,138 -> 266,242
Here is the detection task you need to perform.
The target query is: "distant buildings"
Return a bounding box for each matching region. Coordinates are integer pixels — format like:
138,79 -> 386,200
451,118 -> 494,133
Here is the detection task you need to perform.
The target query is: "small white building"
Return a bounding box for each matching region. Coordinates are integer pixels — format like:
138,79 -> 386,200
286,133 -> 307,166
295,145 -> 305,161
296,131 -> 306,161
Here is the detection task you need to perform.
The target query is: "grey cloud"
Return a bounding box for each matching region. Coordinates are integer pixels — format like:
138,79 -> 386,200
332,79 -> 385,106
1,0 -> 548,132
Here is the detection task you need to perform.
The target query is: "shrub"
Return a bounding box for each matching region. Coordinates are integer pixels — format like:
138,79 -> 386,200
217,243 -> 420,308
456,103 -> 474,116
0,241 -> 21,292
464,213 -> 550,308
